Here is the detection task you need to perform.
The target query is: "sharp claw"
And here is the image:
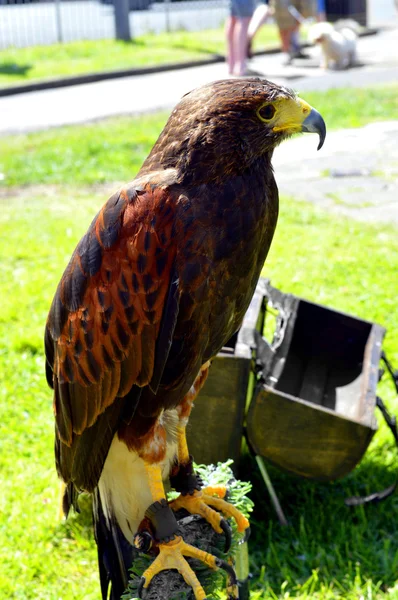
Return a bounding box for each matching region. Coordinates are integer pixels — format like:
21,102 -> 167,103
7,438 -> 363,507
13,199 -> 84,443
220,518 -> 232,553
240,526 -> 251,544
137,576 -> 147,599
215,558 -> 237,585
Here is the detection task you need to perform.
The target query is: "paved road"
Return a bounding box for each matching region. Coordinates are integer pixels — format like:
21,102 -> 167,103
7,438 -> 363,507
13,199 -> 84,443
1,26 -> 397,136
251,24 -> 398,92
272,121 -> 398,225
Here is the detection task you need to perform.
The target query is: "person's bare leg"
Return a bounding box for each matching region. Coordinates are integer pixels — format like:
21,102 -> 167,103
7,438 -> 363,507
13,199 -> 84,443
248,4 -> 270,38
278,25 -> 297,64
233,16 -> 251,75
279,26 -> 294,53
225,16 -> 237,75
247,3 -> 270,56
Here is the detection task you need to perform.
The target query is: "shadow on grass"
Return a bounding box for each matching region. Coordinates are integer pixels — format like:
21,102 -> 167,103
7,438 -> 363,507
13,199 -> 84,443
0,62 -> 32,76
118,39 -> 146,47
242,452 -> 397,594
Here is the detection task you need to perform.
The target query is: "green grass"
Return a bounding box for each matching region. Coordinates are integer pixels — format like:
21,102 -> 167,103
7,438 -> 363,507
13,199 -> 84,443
305,85 -> 398,130
0,25 -> 280,88
1,186 -> 397,600
0,111 -> 168,187
1,85 -> 397,598
1,84 -> 397,188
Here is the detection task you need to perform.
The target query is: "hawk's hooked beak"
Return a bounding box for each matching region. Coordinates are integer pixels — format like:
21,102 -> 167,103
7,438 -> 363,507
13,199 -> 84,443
302,106 -> 326,151
273,96 -> 326,151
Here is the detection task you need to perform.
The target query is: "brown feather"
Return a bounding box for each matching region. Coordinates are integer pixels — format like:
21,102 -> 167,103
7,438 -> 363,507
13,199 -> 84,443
46,78 -> 317,494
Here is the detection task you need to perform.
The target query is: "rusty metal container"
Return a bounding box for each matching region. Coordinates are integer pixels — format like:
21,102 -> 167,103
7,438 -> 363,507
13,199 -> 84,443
188,279 -> 385,481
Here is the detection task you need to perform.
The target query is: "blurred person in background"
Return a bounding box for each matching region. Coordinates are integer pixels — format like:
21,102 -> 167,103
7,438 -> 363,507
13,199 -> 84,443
226,0 -> 255,76
247,0 -> 270,58
246,0 -> 319,63
317,0 -> 326,21
272,0 -> 316,64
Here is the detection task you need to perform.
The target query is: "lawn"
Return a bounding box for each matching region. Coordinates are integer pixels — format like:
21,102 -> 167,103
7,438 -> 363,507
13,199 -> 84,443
0,25 -> 281,88
0,84 -> 397,599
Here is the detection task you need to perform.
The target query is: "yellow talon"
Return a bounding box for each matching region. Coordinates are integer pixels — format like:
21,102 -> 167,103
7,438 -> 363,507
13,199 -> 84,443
138,536 -> 236,600
203,494 -> 250,533
170,490 -> 224,534
201,484 -> 228,498
169,489 -> 250,534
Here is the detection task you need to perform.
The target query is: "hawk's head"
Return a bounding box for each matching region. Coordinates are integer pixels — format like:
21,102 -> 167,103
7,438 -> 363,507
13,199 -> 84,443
141,78 -> 326,183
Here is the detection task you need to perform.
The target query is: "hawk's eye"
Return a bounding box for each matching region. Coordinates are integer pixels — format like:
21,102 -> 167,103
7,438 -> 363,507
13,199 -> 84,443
258,104 -> 276,121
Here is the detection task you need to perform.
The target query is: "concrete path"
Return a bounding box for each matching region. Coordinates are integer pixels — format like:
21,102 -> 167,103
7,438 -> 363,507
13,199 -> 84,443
0,26 -> 397,136
273,121 -> 398,225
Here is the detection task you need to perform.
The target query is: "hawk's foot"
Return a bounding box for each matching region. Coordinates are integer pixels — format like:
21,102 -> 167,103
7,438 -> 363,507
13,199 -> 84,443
169,488 -> 250,552
137,536 -> 237,600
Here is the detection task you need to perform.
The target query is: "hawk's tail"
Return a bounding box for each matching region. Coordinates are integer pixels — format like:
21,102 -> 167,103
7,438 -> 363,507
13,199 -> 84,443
93,488 -> 137,600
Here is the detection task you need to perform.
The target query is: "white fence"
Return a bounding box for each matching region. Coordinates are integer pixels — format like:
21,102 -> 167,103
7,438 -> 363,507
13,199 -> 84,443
1,0 -> 396,51
0,0 -> 228,50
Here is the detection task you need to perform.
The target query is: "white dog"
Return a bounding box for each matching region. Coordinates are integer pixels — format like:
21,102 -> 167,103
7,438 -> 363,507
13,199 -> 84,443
308,20 -> 359,70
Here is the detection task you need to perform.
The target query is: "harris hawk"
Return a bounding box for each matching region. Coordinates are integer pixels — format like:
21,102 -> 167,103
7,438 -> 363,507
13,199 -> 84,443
45,78 -> 326,600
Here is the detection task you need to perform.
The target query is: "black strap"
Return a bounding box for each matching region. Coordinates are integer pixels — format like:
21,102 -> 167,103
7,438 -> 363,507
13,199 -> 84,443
144,499 -> 178,542
345,396 -> 398,506
381,351 -> 398,394
376,395 -> 398,446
